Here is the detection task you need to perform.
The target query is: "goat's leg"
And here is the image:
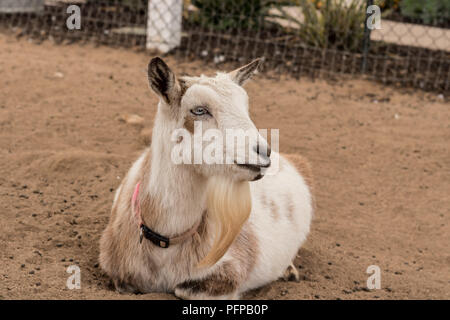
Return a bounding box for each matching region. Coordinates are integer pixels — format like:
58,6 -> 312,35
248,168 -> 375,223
112,278 -> 140,294
174,262 -> 241,300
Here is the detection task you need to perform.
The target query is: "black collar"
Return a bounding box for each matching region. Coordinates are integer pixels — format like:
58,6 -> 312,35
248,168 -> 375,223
139,224 -> 170,248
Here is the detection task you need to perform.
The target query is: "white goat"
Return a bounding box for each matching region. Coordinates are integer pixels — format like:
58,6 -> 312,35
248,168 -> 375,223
99,57 -> 313,299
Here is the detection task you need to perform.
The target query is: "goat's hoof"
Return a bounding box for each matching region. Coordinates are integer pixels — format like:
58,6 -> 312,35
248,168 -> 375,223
282,263 -> 300,282
112,278 -> 139,294
174,286 -> 195,300
175,283 -> 238,300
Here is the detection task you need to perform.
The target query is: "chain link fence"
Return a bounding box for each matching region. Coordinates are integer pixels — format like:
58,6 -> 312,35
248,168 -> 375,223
0,0 -> 448,91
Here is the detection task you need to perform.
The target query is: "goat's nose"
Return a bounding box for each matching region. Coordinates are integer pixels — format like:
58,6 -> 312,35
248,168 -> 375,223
255,143 -> 271,158
254,143 -> 271,167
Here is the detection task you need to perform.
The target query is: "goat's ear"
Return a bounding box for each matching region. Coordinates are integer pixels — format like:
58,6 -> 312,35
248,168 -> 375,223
147,57 -> 179,104
229,58 -> 263,86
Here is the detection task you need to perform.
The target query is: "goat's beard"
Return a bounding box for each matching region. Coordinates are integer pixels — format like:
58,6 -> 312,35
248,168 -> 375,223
197,176 -> 252,268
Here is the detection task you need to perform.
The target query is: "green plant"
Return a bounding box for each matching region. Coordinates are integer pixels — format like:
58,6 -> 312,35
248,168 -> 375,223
275,0 -> 366,51
400,0 -> 450,25
190,0 -> 271,31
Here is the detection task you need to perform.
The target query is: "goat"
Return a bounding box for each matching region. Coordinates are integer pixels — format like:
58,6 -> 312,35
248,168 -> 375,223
99,57 -> 313,299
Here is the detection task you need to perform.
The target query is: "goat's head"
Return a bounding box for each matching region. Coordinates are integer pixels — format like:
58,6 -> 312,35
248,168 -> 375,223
147,57 -> 271,182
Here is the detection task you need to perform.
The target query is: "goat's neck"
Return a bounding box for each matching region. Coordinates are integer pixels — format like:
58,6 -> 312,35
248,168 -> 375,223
144,109 -> 207,235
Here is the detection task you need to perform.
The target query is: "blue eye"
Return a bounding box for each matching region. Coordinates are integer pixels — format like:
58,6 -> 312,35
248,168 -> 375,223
191,107 -> 209,116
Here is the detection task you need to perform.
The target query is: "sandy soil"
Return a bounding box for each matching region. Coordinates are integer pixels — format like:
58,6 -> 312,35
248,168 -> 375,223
0,33 -> 449,300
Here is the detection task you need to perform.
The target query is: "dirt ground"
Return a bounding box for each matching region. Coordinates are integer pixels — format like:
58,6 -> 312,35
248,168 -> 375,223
0,33 -> 449,300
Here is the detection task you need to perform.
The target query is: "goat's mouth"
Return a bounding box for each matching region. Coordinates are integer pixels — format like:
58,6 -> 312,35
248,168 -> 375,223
235,163 -> 262,172
234,161 -> 270,181
251,173 -> 264,181
235,160 -> 271,171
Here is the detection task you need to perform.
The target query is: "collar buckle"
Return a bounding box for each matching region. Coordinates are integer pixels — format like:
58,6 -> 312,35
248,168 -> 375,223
141,224 -> 170,248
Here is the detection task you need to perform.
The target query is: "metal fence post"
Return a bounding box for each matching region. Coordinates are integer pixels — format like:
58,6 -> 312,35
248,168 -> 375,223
361,0 -> 373,74
146,0 -> 183,53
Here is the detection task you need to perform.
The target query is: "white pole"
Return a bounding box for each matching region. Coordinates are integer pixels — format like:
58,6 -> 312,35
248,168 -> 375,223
0,0 -> 44,13
146,0 -> 183,53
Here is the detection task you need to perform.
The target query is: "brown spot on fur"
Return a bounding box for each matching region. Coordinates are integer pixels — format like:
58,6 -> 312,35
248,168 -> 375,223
261,191 -> 279,220
269,199 -> 279,220
183,115 -> 195,134
285,193 -> 295,222
179,78 -> 196,134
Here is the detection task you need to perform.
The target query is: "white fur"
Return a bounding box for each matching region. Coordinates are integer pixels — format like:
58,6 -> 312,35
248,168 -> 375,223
241,156 -> 312,292
101,60 -> 313,298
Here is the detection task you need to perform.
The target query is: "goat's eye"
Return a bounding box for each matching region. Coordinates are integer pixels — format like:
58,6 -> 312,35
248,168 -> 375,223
190,106 -> 209,116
